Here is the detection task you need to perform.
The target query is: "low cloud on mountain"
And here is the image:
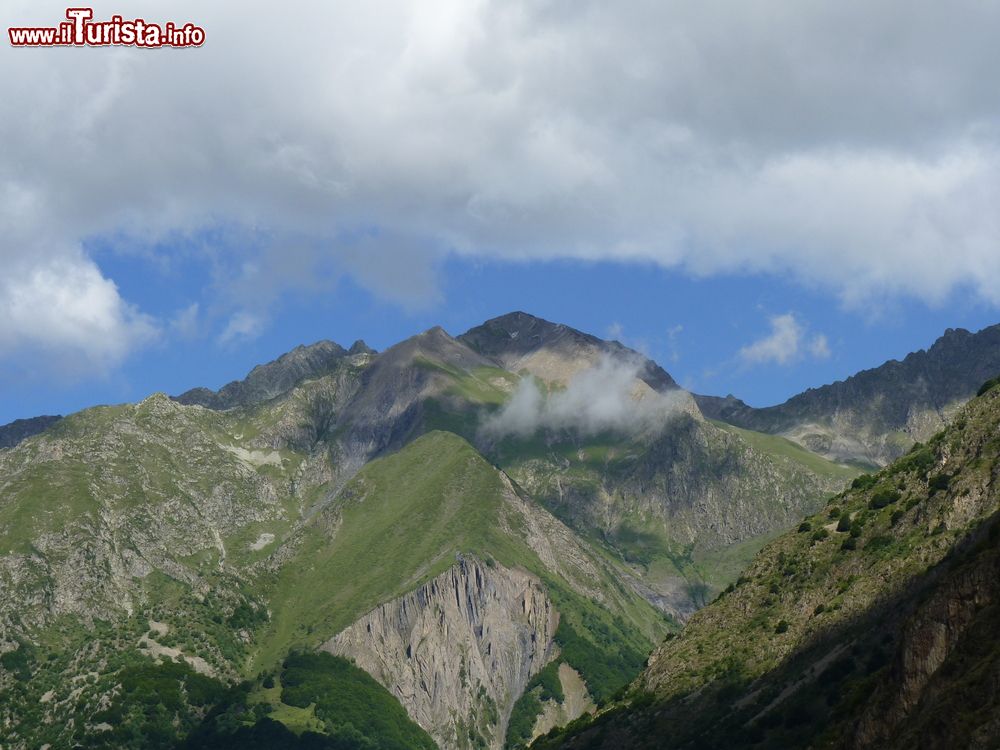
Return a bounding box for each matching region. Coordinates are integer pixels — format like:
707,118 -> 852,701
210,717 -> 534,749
482,356 -> 687,438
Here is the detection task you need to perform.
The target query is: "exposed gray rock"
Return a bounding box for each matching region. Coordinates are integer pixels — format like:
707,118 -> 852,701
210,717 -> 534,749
173,340 -> 353,409
336,326 -> 496,457
324,555 -> 558,750
460,311 -> 680,393
0,415 -> 62,449
696,323 -> 1000,465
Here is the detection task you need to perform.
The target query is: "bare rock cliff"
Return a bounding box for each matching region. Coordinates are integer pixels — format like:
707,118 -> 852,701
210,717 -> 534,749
323,555 -> 558,750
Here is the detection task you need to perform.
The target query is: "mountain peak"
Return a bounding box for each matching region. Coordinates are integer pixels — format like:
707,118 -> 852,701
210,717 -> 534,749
696,320 -> 1000,466
460,311 -> 680,392
366,325 -> 490,374
348,339 -> 375,356
174,339 -> 350,410
460,311 -> 594,355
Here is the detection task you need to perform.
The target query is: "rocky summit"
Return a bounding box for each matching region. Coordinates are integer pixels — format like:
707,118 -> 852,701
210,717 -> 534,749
696,323 -> 1000,467
0,312 -> 997,749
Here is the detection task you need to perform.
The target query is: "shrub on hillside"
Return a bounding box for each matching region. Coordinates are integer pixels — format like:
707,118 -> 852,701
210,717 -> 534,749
869,487 -> 901,509
977,375 -> 1000,397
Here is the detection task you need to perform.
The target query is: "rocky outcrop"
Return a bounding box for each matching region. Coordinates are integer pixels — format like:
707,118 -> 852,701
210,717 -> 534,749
323,555 -> 558,750
530,663 -> 596,741
460,311 -> 682,395
850,518 -> 1000,750
697,323 -> 1000,466
0,415 -> 61,449
0,394 -> 288,633
174,339 -> 353,409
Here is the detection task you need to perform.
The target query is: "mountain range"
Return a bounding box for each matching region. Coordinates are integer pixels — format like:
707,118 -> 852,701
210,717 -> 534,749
696,323 -> 1000,467
537,373 -> 1000,750
0,312 -> 997,749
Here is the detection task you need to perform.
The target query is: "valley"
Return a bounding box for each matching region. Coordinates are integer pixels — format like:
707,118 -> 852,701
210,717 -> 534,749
0,313 -> 996,749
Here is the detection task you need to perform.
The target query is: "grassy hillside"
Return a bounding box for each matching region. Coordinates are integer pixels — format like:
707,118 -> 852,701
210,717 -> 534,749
252,430 -> 536,669
708,419 -> 860,482
485,414 -> 855,617
184,652 -> 438,749
254,431 -> 669,689
534,381 -> 1000,749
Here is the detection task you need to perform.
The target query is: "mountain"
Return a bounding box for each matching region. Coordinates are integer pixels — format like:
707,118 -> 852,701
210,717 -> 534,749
0,414 -> 62,448
456,313 -> 856,620
174,339 -> 373,410
0,340 -> 669,749
697,323 -> 1000,467
459,311 -> 680,393
12,311 -> 978,750
536,377 -> 1000,749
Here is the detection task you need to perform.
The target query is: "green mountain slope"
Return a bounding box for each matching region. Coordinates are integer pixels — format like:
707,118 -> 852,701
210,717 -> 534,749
535,378 -> 1000,749
13,312 -> 975,750
0,393 -> 668,749
183,651 -> 438,750
489,415 -> 856,616
254,430 -> 666,669
254,430 -> 670,749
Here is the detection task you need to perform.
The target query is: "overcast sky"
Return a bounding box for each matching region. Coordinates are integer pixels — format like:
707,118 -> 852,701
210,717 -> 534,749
1,1 -> 998,422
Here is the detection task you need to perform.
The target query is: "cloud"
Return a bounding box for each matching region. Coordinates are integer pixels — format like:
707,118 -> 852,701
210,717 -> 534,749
808,333 -> 831,360
218,311 -> 266,346
2,0 -> 1000,367
482,355 -> 686,438
666,324 -> 683,363
738,313 -> 830,367
739,314 -> 803,366
169,303 -> 202,340
0,253 -> 157,376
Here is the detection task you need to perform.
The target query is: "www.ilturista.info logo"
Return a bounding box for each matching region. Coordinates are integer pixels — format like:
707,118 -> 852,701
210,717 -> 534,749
9,8 -> 205,48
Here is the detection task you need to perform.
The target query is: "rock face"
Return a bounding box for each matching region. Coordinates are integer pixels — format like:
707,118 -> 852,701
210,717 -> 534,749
0,415 -> 61,449
697,323 -> 1000,466
323,555 -> 558,750
849,519 -> 1000,750
174,339 -> 357,409
530,663 -> 596,741
460,311 -> 681,394
337,326 -> 499,457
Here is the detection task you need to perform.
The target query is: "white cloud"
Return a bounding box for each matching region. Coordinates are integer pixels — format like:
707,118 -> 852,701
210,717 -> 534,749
2,0 -> 1000,369
738,313 -> 831,367
218,311 -> 265,346
666,324 -> 683,363
0,254 -> 156,375
808,334 -> 831,360
482,355 -> 687,438
739,314 -> 803,366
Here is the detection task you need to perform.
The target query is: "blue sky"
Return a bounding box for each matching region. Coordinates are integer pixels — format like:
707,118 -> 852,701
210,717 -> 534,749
2,248 -> 996,426
2,2 -> 999,425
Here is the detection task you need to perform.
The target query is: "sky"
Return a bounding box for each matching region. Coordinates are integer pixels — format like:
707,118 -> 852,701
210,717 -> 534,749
1,1 -> 999,425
